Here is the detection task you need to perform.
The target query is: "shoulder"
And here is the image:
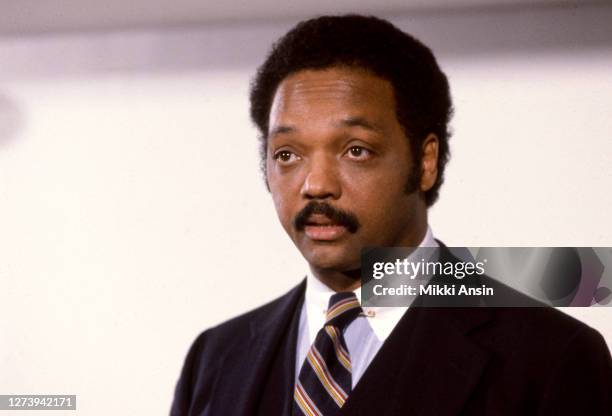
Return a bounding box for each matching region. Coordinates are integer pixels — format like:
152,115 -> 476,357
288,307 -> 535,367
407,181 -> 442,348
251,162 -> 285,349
171,280 -> 305,414
187,279 -> 305,358
447,276 -> 611,413
477,304 -> 611,413
473,274 -> 608,355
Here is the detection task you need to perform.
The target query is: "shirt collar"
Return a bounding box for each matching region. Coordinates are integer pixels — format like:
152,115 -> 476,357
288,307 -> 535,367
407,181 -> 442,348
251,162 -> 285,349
305,226 -> 437,341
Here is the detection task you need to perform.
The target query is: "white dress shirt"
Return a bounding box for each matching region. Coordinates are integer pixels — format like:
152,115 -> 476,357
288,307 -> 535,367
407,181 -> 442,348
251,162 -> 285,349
295,227 -> 438,388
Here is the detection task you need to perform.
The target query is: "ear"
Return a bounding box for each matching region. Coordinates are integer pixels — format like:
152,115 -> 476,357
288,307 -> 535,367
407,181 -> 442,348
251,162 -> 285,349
420,133 -> 439,192
264,175 -> 271,192
263,152 -> 272,192
262,164 -> 271,192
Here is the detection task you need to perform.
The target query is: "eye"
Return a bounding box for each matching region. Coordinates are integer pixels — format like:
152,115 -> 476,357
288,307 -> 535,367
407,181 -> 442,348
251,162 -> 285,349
345,146 -> 372,160
274,150 -> 301,164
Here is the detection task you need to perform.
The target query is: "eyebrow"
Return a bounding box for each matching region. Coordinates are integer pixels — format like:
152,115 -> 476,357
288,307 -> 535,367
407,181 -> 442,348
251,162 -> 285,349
268,125 -> 295,139
338,117 -> 383,134
267,116 -> 383,139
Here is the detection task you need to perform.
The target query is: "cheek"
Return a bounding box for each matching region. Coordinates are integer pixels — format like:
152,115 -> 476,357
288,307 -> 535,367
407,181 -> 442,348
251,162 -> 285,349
270,188 -> 290,222
344,159 -> 408,198
269,180 -> 300,234
344,170 -> 414,230
268,162 -> 306,223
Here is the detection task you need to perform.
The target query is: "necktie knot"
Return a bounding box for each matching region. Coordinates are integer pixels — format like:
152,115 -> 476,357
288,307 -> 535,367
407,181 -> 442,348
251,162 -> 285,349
325,292 -> 362,331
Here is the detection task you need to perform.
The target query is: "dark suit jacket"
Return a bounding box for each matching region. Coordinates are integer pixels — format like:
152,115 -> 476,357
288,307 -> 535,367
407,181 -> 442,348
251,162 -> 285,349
171,246 -> 612,415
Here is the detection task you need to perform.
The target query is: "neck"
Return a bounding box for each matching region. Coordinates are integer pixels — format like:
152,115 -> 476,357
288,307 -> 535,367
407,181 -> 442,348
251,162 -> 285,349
309,267 -> 362,292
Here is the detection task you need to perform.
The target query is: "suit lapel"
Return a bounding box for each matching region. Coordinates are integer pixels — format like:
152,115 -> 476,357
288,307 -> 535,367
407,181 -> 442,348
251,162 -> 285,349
256,283 -> 305,415
341,244 -> 493,415
206,280 -> 306,416
339,306 -> 492,416
391,308 -> 492,415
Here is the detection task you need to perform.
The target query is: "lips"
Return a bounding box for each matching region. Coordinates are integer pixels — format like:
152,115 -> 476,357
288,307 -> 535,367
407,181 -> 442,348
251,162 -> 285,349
303,214 -> 348,241
293,201 -> 360,241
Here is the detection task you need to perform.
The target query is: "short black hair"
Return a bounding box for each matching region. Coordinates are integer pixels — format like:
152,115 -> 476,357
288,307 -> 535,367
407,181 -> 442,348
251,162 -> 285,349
250,14 -> 453,206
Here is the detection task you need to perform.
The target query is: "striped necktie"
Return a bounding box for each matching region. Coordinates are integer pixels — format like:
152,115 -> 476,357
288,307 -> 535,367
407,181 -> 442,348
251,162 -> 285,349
293,292 -> 362,416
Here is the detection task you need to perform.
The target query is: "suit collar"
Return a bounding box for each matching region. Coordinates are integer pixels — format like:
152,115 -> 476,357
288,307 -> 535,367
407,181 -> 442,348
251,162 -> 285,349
211,242 -> 495,415
248,279 -> 306,339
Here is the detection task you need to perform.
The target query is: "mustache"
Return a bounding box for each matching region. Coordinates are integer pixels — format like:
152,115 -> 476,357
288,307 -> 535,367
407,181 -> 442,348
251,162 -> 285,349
293,201 -> 360,233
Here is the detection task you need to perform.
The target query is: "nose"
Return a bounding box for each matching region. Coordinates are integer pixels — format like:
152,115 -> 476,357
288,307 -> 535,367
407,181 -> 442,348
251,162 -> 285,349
300,153 -> 341,200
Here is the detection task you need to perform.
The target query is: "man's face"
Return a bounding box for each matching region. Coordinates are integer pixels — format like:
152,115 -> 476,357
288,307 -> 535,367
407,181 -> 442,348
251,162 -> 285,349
266,67 -> 430,273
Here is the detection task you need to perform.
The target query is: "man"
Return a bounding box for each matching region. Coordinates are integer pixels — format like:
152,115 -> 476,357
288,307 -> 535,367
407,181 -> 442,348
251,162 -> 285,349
171,15 -> 611,415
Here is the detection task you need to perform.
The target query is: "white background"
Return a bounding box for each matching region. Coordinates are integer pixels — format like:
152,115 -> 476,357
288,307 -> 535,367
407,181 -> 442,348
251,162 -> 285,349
0,2 -> 611,415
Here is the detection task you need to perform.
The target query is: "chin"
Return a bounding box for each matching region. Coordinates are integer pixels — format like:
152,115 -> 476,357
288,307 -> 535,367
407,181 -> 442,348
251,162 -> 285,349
302,244 -> 360,272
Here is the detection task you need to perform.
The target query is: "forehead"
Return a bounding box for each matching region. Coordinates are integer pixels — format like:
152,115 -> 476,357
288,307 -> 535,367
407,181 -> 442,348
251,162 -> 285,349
268,67 -> 397,133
